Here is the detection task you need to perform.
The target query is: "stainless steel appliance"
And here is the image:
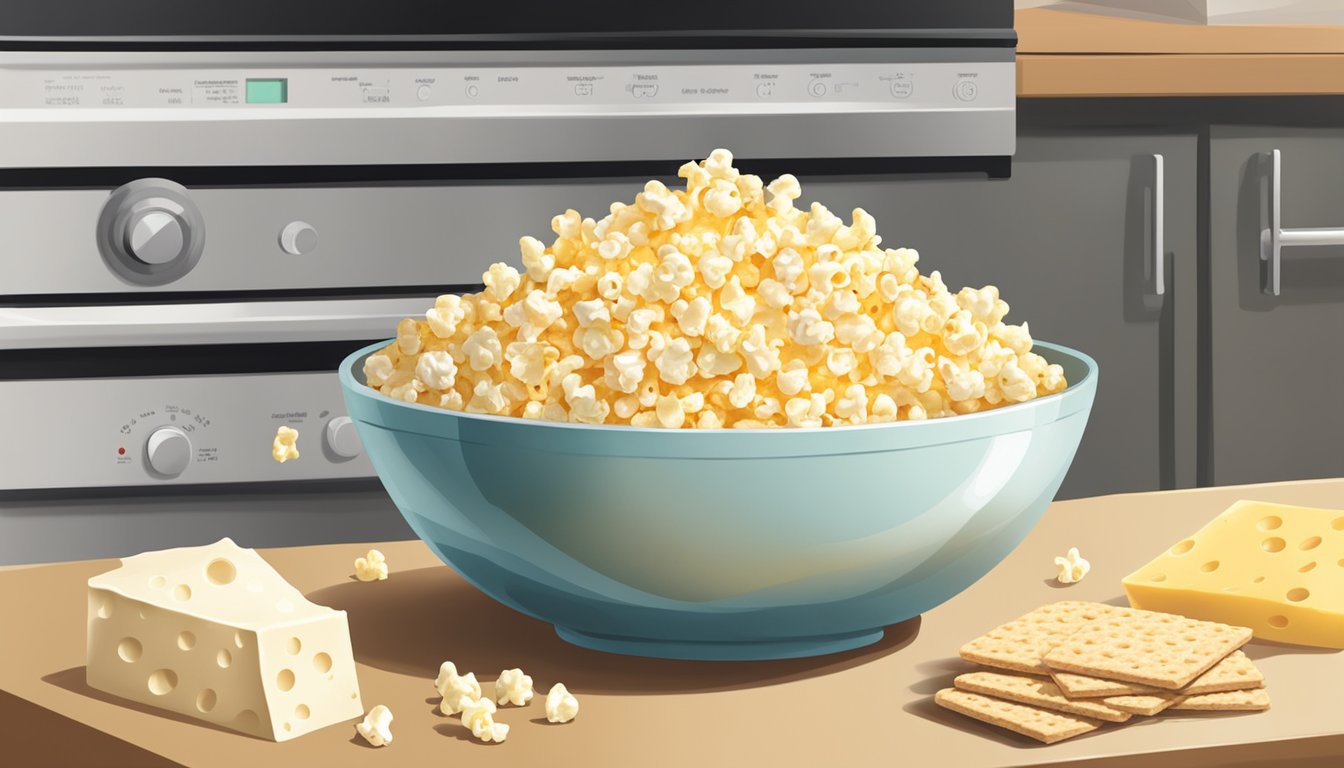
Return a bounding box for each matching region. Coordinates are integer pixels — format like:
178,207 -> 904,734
0,0 -> 1015,563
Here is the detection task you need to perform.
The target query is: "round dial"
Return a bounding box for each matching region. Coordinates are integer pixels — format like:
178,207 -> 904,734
146,427 -> 192,477
97,178 -> 205,286
127,209 -> 187,265
324,416 -> 362,459
279,221 -> 318,256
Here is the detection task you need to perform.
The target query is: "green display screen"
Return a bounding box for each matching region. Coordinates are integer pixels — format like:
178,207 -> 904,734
245,78 -> 288,104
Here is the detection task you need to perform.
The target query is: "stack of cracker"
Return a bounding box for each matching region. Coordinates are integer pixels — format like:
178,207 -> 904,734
935,601 -> 1269,744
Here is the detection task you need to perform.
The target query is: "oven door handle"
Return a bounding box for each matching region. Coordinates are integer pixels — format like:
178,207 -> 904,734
0,298 -> 437,349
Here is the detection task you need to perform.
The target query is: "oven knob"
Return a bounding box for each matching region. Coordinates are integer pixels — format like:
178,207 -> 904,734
146,427 -> 192,477
279,221 -> 318,255
97,178 -> 205,286
126,209 -> 187,265
324,416 -> 362,459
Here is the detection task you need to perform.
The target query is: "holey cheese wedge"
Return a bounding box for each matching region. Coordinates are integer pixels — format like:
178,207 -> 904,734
1123,500 -> 1344,648
87,538 -> 363,741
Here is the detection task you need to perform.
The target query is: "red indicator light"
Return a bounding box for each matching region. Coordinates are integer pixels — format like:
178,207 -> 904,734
117,447 -> 126,455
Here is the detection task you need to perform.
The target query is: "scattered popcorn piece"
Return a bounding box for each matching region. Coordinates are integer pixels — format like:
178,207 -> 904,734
462,697 -> 509,743
365,150 -> 1065,428
436,661 -> 483,715
356,704 -> 394,747
545,683 -> 580,724
271,425 -> 299,463
354,549 -> 388,582
1054,547 -> 1091,585
494,668 -> 534,707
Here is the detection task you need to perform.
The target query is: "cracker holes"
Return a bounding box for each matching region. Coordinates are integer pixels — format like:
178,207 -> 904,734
286,637 -> 302,656
1287,588 -> 1310,602
1268,615 -> 1289,629
1262,538 -> 1285,553
173,584 -> 192,602
313,653 -> 332,674
1201,561 -> 1220,573
95,596 -> 113,619
177,631 -> 196,651
205,558 -> 236,586
217,649 -> 232,668
147,669 -> 177,696
1300,536 -> 1322,551
277,669 -> 295,692
1258,515 -> 1283,531
1332,516 -> 1344,531
234,631 -> 246,649
117,638 -> 142,663
1170,539 -> 1195,556
1253,576 -> 1266,583
234,710 -> 260,730
295,704 -> 310,720
1150,574 -> 1167,583
149,576 -> 166,589
1300,562 -> 1317,573
196,689 -> 217,713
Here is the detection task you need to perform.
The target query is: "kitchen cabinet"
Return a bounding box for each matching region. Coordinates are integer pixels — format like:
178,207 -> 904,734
805,127 -> 1199,499
1207,126 -> 1344,486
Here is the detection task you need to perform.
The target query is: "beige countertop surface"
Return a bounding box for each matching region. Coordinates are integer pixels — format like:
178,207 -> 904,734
1016,7 -> 1344,97
4,478 -> 1344,767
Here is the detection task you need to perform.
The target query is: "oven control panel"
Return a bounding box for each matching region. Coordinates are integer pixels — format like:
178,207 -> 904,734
6,62 -> 1012,111
0,371 -> 377,490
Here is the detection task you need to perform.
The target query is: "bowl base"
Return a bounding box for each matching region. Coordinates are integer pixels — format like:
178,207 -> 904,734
553,625 -> 886,661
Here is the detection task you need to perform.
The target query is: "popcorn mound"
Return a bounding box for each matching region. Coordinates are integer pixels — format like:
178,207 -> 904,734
364,149 -> 1066,428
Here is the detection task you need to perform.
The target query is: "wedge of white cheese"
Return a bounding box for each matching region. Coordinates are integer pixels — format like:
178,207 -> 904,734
86,537 -> 362,741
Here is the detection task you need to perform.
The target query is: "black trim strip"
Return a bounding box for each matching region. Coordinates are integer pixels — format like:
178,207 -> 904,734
0,284 -> 481,307
0,476 -> 386,502
0,156 -> 1013,188
0,35 -> 1016,52
0,340 -> 387,379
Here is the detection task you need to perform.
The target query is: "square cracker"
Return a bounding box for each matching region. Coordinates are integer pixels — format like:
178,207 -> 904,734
1041,611 -> 1252,689
959,601 -> 1133,675
1171,688 -> 1271,712
1102,692 -> 1182,716
954,671 -> 1132,723
935,688 -> 1103,744
1053,649 -> 1263,698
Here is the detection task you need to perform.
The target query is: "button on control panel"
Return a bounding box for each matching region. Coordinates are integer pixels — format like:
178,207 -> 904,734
954,79 -> 979,102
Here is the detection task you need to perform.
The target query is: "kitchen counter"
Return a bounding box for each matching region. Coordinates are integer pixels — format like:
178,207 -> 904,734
4,478 -> 1344,767
1017,7 -> 1344,97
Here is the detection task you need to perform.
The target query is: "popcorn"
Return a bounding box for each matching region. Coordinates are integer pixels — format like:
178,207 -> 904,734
271,426 -> 299,463
435,661 -> 482,715
365,150 -> 1065,428
356,704 -> 393,747
354,549 -> 388,582
461,698 -> 509,743
1054,547 -> 1091,584
494,668 -> 534,707
545,683 -> 580,724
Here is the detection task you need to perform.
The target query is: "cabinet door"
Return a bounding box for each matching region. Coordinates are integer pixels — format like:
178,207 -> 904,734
802,132 -> 1197,499
1208,128 -> 1344,486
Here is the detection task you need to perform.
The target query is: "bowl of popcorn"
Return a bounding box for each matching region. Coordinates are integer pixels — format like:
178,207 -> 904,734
339,150 -> 1098,661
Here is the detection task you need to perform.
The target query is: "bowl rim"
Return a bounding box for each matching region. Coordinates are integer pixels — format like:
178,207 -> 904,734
338,339 -> 1097,436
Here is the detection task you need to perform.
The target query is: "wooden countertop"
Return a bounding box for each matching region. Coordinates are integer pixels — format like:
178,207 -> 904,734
4,478 -> 1344,767
1017,7 -> 1344,97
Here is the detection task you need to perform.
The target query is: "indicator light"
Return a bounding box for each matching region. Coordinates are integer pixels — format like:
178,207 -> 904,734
117,447 -> 126,455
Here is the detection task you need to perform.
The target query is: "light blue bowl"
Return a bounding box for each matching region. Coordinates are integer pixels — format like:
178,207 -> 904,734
339,340 -> 1097,660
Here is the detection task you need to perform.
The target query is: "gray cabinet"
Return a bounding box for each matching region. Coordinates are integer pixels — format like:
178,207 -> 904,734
805,129 -> 1199,499
1208,127 -> 1344,486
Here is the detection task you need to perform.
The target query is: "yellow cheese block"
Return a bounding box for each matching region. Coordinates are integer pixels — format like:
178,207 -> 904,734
1122,500 -> 1344,648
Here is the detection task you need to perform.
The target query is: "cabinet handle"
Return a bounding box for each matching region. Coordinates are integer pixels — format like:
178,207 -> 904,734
1261,149 -> 1344,296
1153,154 -> 1165,296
